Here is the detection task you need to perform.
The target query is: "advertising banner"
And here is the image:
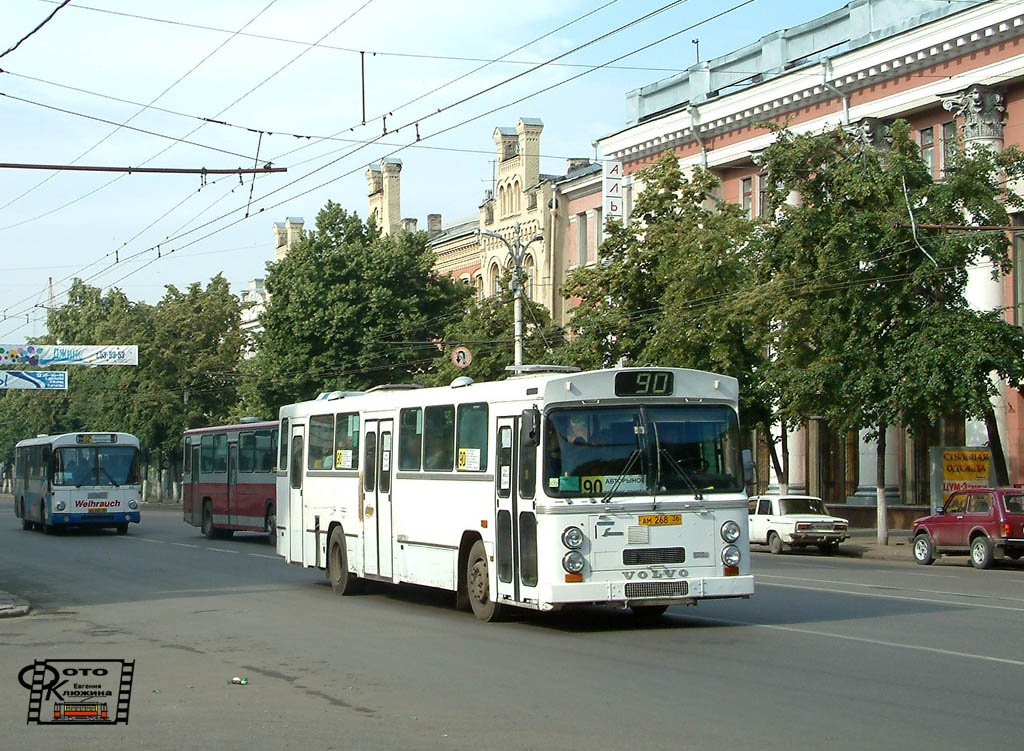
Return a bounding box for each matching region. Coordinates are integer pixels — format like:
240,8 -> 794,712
929,446 -> 991,513
0,370 -> 68,390
0,345 -> 137,366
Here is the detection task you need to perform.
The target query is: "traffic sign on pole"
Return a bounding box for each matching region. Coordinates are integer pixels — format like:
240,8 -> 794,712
452,347 -> 472,368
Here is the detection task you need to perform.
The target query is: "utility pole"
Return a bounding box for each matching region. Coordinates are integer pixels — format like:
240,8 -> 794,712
477,222 -> 544,367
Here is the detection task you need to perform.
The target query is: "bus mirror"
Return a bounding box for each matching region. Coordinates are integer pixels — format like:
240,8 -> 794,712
521,408 -> 540,448
742,449 -> 754,485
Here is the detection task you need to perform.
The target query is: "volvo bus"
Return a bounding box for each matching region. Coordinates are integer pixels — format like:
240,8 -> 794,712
183,420 -> 278,540
276,367 -> 753,621
14,432 -> 141,534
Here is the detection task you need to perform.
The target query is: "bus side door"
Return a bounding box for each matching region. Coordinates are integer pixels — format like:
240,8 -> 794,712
227,441 -> 238,526
187,444 -> 200,525
362,419 -> 394,580
288,425 -> 305,563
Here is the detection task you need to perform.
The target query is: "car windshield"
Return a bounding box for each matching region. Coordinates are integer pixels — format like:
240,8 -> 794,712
1004,494 -> 1024,514
53,446 -> 140,487
543,404 -> 742,498
779,498 -> 828,515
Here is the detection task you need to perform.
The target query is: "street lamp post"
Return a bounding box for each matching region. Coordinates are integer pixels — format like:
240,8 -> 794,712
477,222 -> 544,367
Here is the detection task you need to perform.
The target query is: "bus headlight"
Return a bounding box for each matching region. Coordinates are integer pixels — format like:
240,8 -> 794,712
561,526 -> 584,549
562,551 -> 586,574
721,545 -> 741,567
128,500 -> 138,510
124,514 -> 131,520
720,520 -> 741,543
55,501 -> 66,511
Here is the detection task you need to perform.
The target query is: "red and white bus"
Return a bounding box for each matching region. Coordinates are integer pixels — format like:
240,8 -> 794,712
183,419 -> 278,540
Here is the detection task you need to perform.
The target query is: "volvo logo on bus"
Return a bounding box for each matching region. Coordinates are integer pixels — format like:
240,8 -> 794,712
622,568 -> 688,580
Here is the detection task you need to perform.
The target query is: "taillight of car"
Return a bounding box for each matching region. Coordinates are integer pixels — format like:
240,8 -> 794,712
1001,523 -> 1011,538
834,523 -> 847,531
796,522 -> 812,531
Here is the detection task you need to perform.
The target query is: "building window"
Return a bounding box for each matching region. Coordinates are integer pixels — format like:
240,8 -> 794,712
523,255 -> 535,301
741,177 -> 753,218
489,263 -> 500,297
594,207 -> 603,251
475,275 -> 483,298
513,180 -> 521,213
758,174 -> 771,218
1014,216 -> 1024,326
577,212 -> 588,265
941,121 -> 958,176
919,127 -> 935,177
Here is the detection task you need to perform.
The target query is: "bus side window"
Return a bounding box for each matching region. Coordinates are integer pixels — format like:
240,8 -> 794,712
201,435 -> 214,473
239,432 -> 256,473
364,432 -> 377,492
279,420 -> 288,472
497,427 -> 512,498
456,403 -> 488,472
271,429 -> 279,472
398,408 -> 422,471
183,439 -> 191,474
308,414 -> 335,470
289,435 -> 303,490
213,434 -> 227,473
424,405 -> 455,471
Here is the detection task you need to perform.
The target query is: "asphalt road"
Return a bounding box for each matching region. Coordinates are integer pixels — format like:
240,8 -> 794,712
1,498 -> 1022,750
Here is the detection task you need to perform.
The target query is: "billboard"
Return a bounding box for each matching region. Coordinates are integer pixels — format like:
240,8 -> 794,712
0,370 -> 68,390
0,345 -> 137,366
928,446 -> 991,513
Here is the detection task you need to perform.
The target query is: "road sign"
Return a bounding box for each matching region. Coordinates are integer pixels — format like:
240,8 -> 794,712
452,346 -> 472,368
0,370 -> 68,390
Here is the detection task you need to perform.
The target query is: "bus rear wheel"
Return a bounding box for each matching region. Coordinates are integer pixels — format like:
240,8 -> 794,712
264,504 -> 276,544
466,539 -> 505,622
327,527 -> 360,595
116,523 -> 129,535
19,500 -> 32,530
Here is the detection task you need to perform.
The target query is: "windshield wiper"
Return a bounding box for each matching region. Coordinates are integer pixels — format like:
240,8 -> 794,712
598,449 -> 643,503
658,447 -> 704,501
99,466 -> 120,487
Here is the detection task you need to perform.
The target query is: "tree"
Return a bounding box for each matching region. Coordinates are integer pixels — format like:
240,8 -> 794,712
420,274 -> 564,386
756,120 -> 1024,541
240,202 -> 470,414
561,155 -> 780,480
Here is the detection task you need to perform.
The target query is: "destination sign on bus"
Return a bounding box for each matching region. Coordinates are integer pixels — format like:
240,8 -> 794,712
614,371 -> 674,396
77,434 -> 117,444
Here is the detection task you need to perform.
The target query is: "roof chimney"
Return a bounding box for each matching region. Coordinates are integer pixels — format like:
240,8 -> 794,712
427,214 -> 442,238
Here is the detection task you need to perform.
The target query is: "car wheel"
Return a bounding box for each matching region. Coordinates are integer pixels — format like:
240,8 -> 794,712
913,534 -> 935,565
767,531 -> 784,555
970,536 -> 993,570
465,539 -> 505,621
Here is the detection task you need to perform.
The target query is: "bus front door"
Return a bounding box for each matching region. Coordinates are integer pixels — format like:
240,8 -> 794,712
227,442 -> 238,527
362,419 -> 394,579
187,445 -> 200,525
494,415 -> 541,606
288,426 -> 305,563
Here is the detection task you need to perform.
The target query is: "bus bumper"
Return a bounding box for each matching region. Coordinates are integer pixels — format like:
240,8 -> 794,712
543,574 -> 754,608
54,511 -> 140,525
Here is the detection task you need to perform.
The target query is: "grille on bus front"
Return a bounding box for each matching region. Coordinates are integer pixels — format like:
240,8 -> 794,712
622,547 -> 686,565
625,581 -> 689,598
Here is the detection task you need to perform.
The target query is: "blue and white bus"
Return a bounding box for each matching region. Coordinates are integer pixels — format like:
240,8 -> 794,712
14,432 -> 141,534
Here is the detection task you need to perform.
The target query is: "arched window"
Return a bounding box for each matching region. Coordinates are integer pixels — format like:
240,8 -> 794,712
489,263 -> 500,297
513,180 -> 521,213
523,254 -> 535,301
475,275 -> 484,299
498,185 -> 506,216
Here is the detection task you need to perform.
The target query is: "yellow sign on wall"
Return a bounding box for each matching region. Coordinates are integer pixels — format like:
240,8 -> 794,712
941,448 -> 990,504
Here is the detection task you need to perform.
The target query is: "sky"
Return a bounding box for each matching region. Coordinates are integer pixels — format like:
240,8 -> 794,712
1,0 -> 838,340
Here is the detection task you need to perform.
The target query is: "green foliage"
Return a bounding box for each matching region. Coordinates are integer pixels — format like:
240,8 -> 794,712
240,202 -> 470,412
0,276 -> 244,466
561,153 -> 771,425
419,274 -> 564,386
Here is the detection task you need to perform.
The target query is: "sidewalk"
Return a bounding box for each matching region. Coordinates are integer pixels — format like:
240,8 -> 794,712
750,528 -> 916,562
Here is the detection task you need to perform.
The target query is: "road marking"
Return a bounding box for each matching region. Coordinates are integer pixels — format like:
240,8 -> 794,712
758,573 -> 1024,605
169,542 -> 201,548
757,580 -> 1024,612
247,553 -> 279,559
683,613 -> 1024,667
207,547 -> 239,554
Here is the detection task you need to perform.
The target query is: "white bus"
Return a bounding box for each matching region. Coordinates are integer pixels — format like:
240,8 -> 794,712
276,367 -> 753,621
14,432 -> 141,535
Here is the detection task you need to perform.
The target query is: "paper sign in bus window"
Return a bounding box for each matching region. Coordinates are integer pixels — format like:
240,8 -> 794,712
458,448 -> 481,471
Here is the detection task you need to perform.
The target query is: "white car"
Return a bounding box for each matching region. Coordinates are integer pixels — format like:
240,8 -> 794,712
748,495 -> 849,554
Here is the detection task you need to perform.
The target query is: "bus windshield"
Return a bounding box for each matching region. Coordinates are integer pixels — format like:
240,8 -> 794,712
544,405 -> 742,498
53,446 -> 140,487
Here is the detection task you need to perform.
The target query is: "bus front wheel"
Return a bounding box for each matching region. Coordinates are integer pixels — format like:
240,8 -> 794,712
201,501 -> 216,539
116,523 -> 129,535
40,501 -> 53,534
465,539 -> 505,622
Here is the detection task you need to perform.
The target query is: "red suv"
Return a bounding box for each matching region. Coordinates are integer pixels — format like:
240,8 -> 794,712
912,488 -> 1024,569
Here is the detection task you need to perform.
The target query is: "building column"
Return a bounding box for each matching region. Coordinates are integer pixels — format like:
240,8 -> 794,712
941,85 -> 1009,463
848,427 -> 900,505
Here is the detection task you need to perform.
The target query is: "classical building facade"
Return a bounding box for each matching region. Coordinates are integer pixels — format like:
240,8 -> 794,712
596,0 -> 1024,503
